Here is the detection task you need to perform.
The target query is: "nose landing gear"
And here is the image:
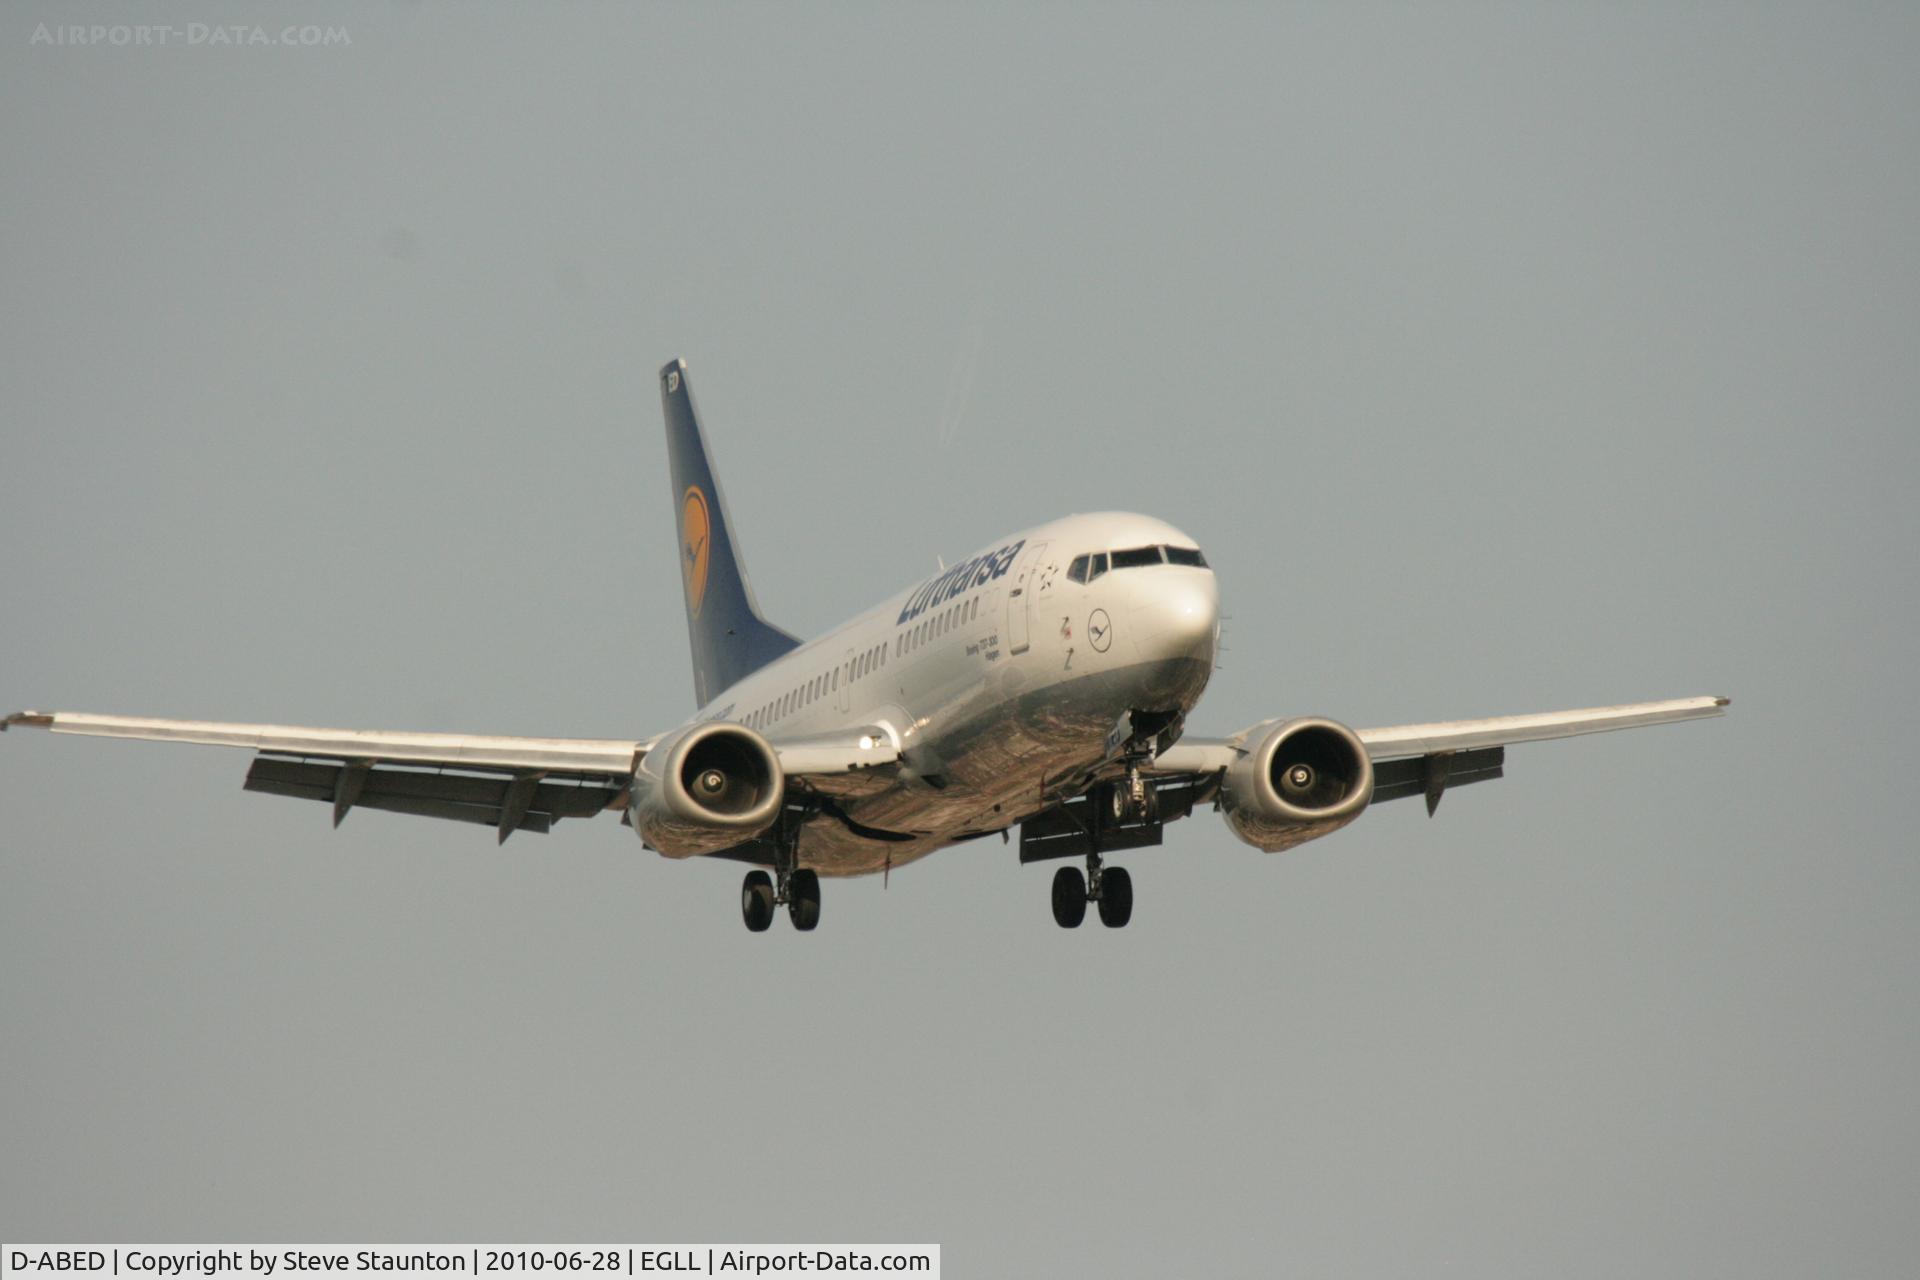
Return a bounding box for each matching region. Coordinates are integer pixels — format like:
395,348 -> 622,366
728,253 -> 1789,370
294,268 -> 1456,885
1107,764 -> 1158,825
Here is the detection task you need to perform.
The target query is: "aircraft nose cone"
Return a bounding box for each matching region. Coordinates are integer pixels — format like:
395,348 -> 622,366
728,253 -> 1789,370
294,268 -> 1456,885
1133,573 -> 1219,662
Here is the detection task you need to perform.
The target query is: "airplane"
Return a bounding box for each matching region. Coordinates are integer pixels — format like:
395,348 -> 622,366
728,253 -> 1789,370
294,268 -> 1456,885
5,357 -> 1729,932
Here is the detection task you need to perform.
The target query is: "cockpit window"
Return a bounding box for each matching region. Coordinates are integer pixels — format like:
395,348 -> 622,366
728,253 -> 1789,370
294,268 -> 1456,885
1067,554 -> 1090,584
1088,552 -> 1107,581
1164,545 -> 1208,568
1110,546 -> 1164,569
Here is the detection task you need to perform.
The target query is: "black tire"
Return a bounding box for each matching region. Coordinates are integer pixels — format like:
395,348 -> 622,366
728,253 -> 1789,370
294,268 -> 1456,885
1108,783 -> 1129,825
1051,866 -> 1087,928
1098,865 -> 1133,928
788,868 -> 821,932
742,870 -> 775,932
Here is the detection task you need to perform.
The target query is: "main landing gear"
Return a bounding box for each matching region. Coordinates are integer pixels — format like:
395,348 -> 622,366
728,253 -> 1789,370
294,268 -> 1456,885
740,864 -> 821,932
741,810 -> 820,933
1051,857 -> 1133,929
1051,776 -> 1141,929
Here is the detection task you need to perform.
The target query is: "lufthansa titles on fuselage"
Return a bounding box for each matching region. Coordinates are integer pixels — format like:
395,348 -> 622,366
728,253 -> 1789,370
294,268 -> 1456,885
896,539 -> 1024,627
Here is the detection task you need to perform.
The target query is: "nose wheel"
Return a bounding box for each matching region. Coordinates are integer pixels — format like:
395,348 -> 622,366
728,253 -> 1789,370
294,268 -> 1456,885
1106,768 -> 1158,825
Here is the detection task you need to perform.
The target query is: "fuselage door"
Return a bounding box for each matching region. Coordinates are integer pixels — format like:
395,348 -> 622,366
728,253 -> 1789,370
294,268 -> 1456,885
1006,541 -> 1048,656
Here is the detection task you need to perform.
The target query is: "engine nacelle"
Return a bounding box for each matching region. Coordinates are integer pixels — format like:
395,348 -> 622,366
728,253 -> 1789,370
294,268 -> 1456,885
1220,717 -> 1374,852
628,721 -> 784,857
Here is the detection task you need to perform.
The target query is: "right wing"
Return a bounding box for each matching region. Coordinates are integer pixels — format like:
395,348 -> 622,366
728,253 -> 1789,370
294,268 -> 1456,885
5,709 -> 907,843
5,710 -> 653,842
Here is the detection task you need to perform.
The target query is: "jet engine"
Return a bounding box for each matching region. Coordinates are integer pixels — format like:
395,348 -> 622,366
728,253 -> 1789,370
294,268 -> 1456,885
627,721 -> 784,856
1220,717 -> 1375,852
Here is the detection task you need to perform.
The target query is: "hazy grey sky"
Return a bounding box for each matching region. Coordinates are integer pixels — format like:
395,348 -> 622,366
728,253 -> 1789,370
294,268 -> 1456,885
4,3 -> 1917,1275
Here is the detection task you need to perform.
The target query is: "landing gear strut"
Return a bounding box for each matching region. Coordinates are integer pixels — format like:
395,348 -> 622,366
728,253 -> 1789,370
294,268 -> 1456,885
740,807 -> 821,932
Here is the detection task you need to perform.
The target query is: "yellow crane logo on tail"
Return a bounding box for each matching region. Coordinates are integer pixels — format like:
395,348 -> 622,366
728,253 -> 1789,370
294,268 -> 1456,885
681,486 -> 712,617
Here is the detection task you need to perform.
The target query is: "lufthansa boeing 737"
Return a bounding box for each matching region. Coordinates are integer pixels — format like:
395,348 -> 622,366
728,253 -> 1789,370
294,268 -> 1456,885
5,359 -> 1728,931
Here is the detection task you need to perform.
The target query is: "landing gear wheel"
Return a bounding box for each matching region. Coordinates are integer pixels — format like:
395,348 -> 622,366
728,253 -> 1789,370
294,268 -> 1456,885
1097,865 -> 1133,928
741,870 -> 775,932
787,868 -> 821,932
1106,776 -> 1157,825
1051,866 -> 1087,928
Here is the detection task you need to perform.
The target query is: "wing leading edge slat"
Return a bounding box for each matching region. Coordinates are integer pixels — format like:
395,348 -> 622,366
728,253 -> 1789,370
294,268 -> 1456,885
5,710 -> 649,774
1357,696 -> 1728,759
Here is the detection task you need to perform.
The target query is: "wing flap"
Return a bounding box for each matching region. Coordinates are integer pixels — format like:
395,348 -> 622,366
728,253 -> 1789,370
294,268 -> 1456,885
244,756 -> 626,840
1368,746 -> 1505,813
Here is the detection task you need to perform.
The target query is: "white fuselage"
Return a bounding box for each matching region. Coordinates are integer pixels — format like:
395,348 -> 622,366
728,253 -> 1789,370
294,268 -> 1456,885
673,511 -> 1221,876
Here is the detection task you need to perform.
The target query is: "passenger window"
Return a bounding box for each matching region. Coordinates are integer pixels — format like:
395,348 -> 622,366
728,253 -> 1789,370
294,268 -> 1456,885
1067,554 -> 1090,584
1164,545 -> 1208,568
1110,546 -> 1163,569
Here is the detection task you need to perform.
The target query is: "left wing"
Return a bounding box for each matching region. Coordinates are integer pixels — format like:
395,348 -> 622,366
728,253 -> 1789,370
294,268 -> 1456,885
5,710 -> 653,842
1151,695 -> 1729,815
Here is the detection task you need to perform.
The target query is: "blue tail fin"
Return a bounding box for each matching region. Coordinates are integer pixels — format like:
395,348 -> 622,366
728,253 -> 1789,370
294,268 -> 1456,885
659,358 -> 801,706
